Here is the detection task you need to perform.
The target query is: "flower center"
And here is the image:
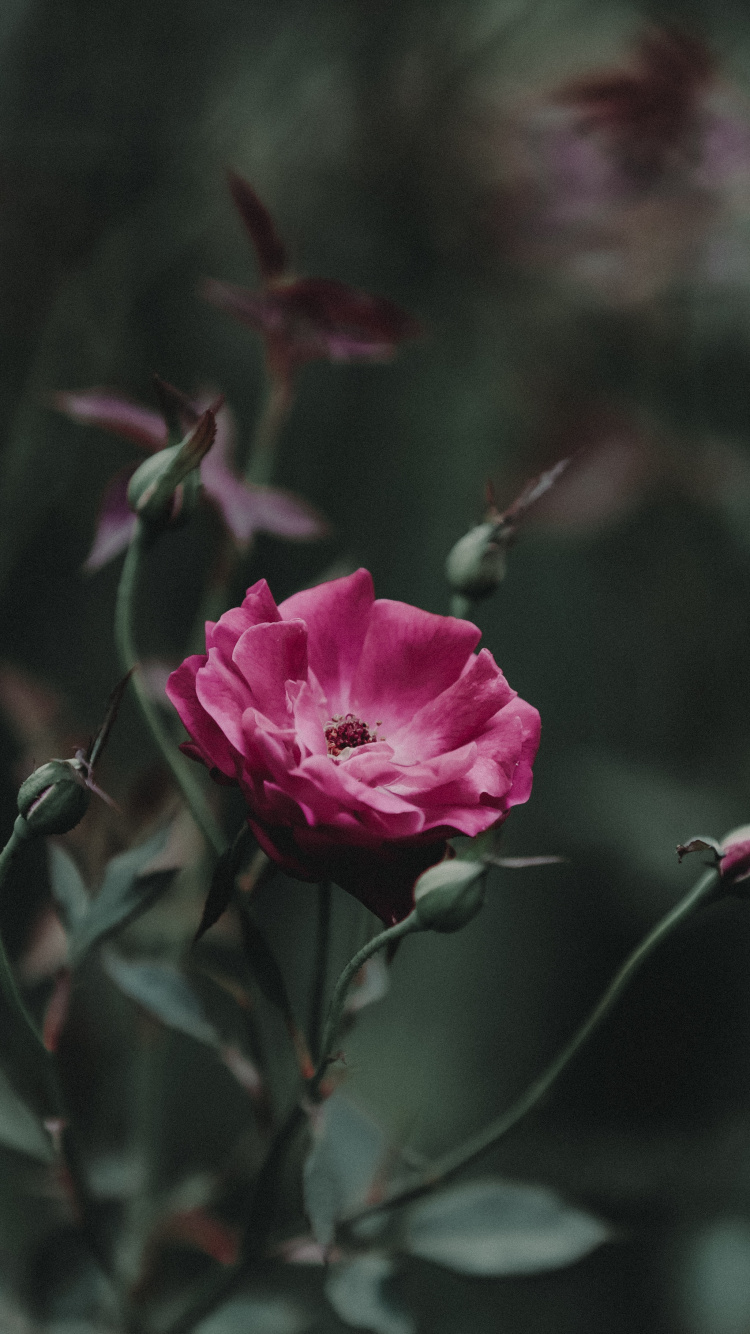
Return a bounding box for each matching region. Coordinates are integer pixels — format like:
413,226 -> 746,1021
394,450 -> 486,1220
325,713 -> 379,757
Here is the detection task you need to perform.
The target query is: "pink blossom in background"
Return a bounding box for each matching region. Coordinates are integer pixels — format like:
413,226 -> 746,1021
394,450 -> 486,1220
203,172 -> 421,379
54,388 -> 328,570
166,569 -> 540,924
482,27 -> 750,303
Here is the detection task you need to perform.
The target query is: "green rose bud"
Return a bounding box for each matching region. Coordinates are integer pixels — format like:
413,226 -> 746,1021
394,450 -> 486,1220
17,760 -> 91,836
413,859 -> 486,933
127,408 -> 216,528
445,521 -> 508,600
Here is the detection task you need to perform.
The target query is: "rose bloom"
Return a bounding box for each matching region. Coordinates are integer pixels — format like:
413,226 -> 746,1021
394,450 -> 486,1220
167,570 -> 540,924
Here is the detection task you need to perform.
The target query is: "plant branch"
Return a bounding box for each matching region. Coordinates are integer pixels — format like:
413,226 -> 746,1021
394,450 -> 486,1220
115,519 -> 226,858
309,910 -> 420,1099
342,866 -> 721,1226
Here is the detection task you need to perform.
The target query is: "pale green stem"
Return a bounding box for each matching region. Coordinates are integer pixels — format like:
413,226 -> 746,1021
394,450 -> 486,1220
309,910 -> 420,1099
343,867 -> 721,1226
244,371 -> 294,487
115,519 -> 226,858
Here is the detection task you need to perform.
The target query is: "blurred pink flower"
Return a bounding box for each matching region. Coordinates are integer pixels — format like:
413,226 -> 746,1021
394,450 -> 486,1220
54,385 -> 328,570
166,569 -> 540,925
488,28 -> 750,302
203,172 -> 421,380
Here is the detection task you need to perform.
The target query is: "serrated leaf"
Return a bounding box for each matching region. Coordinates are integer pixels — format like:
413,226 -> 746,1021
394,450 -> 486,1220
47,843 -> 90,930
304,1093 -> 387,1247
0,1062 -> 54,1161
404,1178 -> 610,1275
194,1292 -> 310,1334
325,1254 -> 414,1334
101,949 -> 219,1047
68,825 -> 179,967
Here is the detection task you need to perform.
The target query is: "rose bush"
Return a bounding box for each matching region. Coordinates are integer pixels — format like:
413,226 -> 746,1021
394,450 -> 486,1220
167,570 -> 540,924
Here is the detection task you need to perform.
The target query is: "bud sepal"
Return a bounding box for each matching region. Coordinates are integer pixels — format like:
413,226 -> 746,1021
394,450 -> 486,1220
413,859 -> 486,933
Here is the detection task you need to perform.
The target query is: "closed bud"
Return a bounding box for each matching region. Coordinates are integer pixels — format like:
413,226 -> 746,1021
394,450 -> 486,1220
17,760 -> 90,836
445,521 -> 508,600
127,446 -> 200,528
413,859 -> 486,933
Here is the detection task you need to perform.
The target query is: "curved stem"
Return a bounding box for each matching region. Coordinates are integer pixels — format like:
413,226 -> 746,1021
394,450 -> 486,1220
0,818 -> 48,1052
309,910 -> 420,1099
343,867 -> 721,1226
244,371 -> 294,487
115,520 -> 226,858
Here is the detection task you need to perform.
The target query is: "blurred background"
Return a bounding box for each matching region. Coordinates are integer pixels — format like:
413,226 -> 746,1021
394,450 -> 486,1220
2,0 -> 750,1330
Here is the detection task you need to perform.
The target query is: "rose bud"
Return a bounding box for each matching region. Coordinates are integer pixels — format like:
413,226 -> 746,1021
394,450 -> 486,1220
413,859 -> 486,933
17,760 -> 90,836
127,408 -> 216,529
445,520 -> 508,600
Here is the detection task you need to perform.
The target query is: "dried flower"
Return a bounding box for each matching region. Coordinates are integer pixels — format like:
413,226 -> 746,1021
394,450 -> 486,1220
203,172 -> 420,381
166,569 -> 539,925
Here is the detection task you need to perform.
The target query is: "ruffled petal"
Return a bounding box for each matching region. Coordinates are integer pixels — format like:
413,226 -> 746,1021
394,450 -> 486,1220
278,569 -> 374,712
166,656 -> 239,778
232,619 -> 308,724
391,648 -> 514,762
352,601 -> 481,731
206,579 -> 281,655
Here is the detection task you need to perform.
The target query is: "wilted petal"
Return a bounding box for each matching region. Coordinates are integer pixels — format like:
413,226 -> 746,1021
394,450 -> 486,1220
54,390 -> 167,451
84,467 -> 138,571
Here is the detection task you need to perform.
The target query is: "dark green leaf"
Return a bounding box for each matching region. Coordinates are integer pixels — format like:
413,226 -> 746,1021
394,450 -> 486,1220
325,1255 -> 414,1334
0,1062 -> 54,1161
101,948 -> 220,1046
68,826 -> 179,967
47,842 -> 90,930
235,896 -> 294,1021
193,1292 -> 310,1334
194,825 -> 254,942
404,1178 -> 610,1275
304,1092 -> 386,1247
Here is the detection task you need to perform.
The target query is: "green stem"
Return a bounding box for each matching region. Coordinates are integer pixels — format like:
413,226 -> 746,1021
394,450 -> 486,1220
308,881 -> 332,1063
0,818 -> 48,1053
343,867 -> 721,1226
244,372 -> 294,487
309,910 -> 420,1099
115,520 -> 226,858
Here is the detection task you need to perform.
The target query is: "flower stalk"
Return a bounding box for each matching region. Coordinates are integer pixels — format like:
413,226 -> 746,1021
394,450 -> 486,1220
341,865 -> 720,1228
114,519 -> 226,858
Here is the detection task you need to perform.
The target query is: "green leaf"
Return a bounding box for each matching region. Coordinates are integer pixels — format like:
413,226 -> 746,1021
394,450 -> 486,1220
325,1255 -> 414,1334
403,1178 -> 610,1275
193,1294 -> 310,1334
68,825 -> 179,967
304,1093 -> 387,1247
101,948 -> 220,1047
235,896 -> 293,1020
0,1061 -> 54,1161
47,842 -> 90,930
194,825 -> 254,942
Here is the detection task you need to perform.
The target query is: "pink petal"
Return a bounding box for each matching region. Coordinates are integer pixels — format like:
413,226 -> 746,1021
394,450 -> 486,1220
227,171 -> 288,281
54,390 -> 167,451
84,468 -> 138,571
166,655 -> 239,779
205,579 -> 281,655
351,601 -> 481,732
279,569 -> 375,713
391,649 -> 515,762
232,620 -> 308,723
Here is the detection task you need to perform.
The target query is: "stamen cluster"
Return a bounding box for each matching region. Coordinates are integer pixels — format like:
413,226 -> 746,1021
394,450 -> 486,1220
325,714 -> 377,757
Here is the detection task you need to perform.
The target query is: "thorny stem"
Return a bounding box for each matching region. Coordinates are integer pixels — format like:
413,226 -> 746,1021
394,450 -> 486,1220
308,910 -> 420,1100
115,519 -> 226,858
342,867 -> 721,1228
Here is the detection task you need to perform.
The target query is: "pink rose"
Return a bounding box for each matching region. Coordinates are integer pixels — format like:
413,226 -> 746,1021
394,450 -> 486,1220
166,570 -> 540,924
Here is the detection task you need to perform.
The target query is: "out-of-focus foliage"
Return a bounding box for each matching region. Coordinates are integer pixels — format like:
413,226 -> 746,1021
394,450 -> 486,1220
0,1 -> 750,1331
